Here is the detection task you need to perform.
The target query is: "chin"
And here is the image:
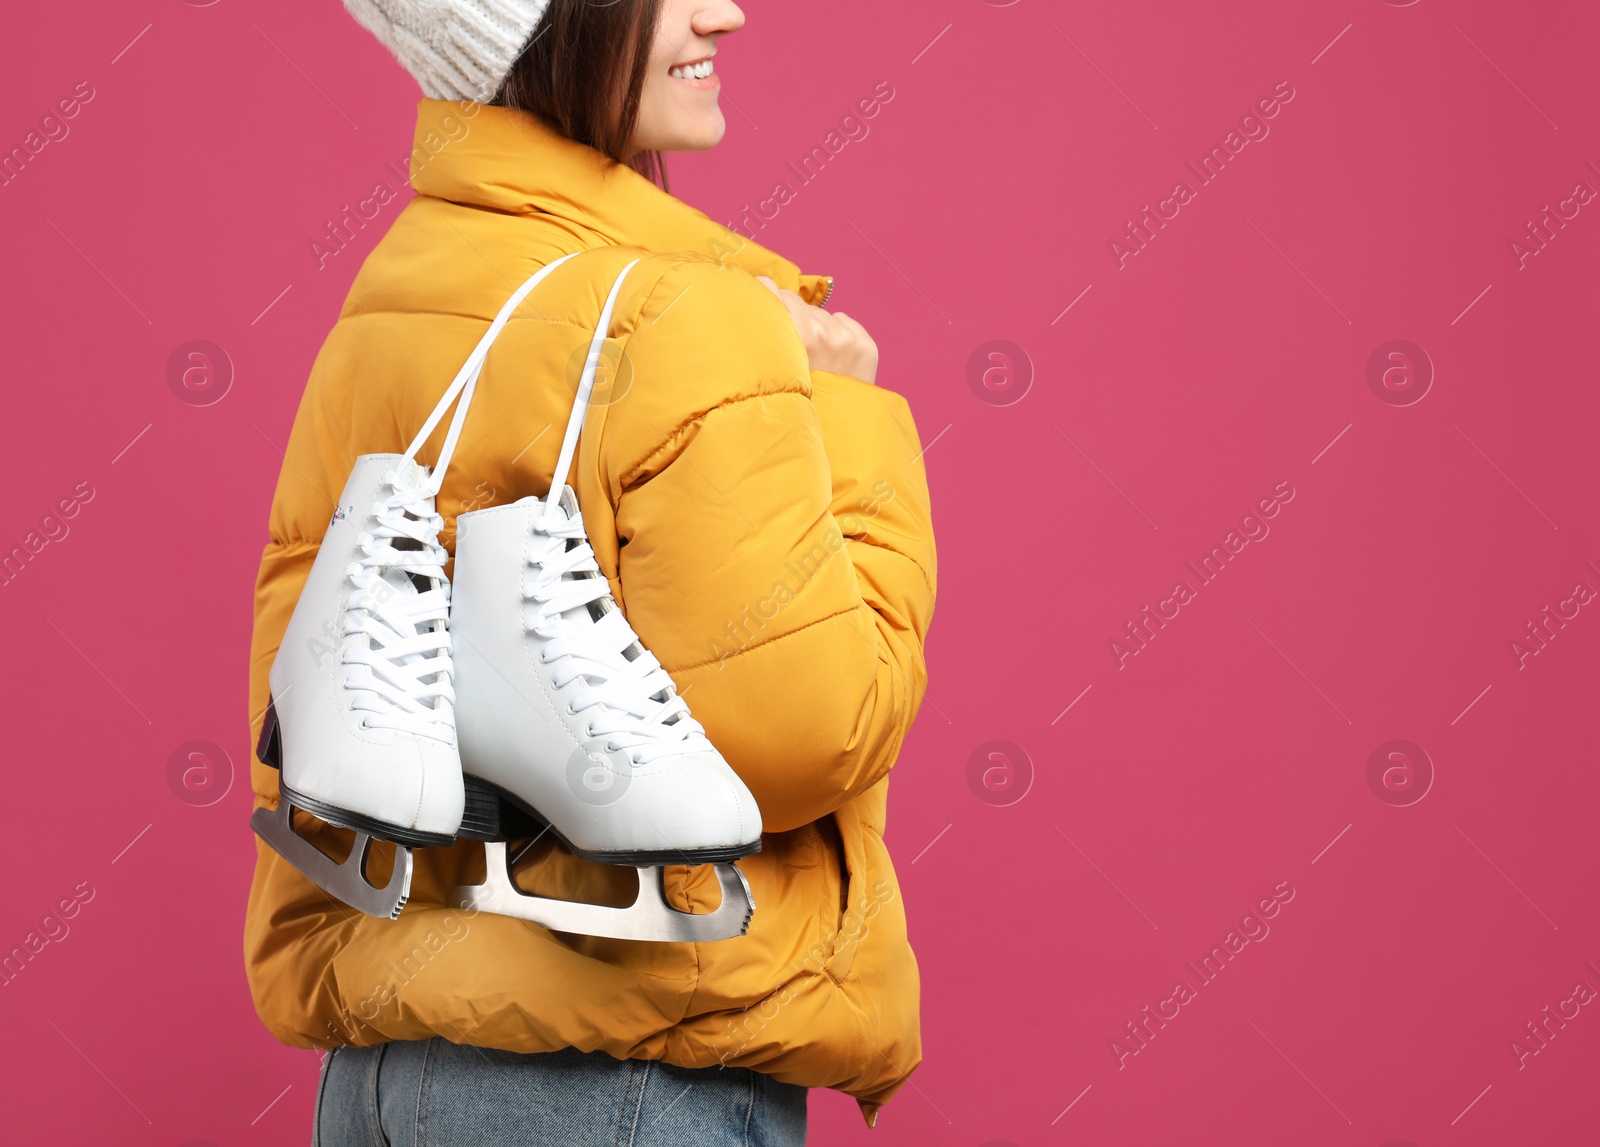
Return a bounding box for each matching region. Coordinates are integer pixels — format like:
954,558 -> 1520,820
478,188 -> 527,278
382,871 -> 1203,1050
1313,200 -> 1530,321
694,119 -> 728,150
666,111 -> 727,153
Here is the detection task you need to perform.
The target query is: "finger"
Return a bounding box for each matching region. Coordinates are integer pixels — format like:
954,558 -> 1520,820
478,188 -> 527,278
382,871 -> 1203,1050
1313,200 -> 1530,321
776,292 -> 813,329
758,276 -> 810,316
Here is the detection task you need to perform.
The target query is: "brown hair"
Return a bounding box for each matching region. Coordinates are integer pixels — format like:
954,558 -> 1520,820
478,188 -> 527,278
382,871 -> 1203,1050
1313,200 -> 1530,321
493,0 -> 668,188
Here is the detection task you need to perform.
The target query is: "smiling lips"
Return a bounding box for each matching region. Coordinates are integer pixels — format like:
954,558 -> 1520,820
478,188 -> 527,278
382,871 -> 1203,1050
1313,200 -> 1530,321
669,57 -> 718,88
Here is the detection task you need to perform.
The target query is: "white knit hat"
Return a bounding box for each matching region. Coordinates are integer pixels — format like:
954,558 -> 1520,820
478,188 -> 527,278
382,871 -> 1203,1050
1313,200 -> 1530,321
344,0 -> 552,102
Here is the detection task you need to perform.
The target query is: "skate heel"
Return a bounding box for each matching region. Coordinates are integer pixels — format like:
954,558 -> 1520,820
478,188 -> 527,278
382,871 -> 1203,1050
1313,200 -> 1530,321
458,774 -> 548,842
457,773 -> 504,841
256,697 -> 282,769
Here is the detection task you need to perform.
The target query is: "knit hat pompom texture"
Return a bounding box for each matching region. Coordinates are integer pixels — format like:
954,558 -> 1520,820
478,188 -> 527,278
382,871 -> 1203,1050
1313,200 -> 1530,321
344,0 -> 552,102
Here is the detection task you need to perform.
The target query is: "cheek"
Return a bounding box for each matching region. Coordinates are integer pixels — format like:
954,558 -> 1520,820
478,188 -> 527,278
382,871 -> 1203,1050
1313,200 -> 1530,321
629,73 -> 673,143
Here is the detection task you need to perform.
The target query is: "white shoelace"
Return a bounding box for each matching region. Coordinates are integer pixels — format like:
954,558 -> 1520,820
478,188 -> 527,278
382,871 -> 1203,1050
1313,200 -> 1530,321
340,468 -> 456,742
518,258 -> 701,768
527,501 -> 713,767
335,253 -> 584,743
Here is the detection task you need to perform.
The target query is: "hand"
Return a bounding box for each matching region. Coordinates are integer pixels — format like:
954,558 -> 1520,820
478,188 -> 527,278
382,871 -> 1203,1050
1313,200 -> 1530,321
757,276 -> 878,384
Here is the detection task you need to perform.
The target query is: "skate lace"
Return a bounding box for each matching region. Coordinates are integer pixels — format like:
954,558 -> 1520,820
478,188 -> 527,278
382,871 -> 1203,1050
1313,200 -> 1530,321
341,469 -> 456,742
337,252 -> 582,744
526,506 -> 713,767
518,257 -> 705,768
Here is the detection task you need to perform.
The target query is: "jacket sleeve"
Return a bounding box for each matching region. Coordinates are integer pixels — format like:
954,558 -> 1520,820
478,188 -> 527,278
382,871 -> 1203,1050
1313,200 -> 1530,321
605,264 -> 937,833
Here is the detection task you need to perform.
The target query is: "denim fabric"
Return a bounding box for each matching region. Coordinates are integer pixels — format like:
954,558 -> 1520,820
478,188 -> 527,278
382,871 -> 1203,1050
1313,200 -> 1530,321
314,1040 -> 808,1146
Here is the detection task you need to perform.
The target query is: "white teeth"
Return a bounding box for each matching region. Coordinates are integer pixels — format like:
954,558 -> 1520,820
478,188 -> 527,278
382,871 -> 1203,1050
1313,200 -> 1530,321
671,60 -> 714,80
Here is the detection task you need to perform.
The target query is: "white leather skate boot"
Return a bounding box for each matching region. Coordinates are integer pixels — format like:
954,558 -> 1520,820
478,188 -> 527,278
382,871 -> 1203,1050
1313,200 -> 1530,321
254,454 -> 461,917
452,488 -> 763,863
253,254 -> 579,918
449,260 -> 760,941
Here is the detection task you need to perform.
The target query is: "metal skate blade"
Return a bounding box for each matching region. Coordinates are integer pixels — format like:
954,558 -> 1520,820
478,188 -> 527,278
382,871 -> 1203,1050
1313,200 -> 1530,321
251,800 -> 413,920
450,843 -> 754,942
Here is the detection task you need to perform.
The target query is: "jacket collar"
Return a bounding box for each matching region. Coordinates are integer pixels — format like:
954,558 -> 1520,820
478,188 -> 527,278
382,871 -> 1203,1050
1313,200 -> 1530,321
408,99 -> 831,302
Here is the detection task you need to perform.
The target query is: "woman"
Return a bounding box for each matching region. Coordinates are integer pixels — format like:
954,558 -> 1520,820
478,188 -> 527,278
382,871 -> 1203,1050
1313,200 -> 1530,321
245,0 -> 937,1142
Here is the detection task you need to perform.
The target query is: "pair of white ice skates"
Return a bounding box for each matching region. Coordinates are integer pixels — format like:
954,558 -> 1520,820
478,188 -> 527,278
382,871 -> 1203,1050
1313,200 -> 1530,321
253,257 -> 761,941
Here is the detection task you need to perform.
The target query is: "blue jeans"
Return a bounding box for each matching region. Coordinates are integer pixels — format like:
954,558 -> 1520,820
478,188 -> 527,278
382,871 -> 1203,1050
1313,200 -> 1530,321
314,1040 -> 808,1146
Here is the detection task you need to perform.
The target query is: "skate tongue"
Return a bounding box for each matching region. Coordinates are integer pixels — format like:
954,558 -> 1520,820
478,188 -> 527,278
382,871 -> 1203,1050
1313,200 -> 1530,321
381,564 -> 423,600
339,463 -> 455,742
392,456 -> 426,487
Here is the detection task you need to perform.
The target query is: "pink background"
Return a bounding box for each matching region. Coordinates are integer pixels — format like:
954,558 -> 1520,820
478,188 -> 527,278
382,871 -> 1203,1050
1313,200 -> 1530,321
3,0 -> 1597,1143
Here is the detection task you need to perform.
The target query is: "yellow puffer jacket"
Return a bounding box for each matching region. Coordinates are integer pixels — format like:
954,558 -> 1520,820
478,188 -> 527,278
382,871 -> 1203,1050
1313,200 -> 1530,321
244,99 -> 937,1121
